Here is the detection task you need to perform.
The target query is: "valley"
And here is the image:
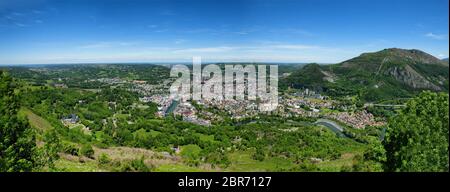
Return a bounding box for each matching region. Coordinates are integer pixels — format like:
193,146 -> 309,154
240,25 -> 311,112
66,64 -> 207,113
1,48 -> 448,172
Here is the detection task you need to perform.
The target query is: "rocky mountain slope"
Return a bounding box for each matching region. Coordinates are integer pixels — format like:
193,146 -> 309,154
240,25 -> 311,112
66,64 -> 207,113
283,48 -> 449,101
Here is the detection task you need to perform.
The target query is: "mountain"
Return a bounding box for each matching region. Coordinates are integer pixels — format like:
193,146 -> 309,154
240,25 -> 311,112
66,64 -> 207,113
443,58 -> 449,63
282,48 -> 449,101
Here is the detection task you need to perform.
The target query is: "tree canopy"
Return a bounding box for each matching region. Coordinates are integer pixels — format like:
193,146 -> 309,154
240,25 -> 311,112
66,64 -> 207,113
384,91 -> 449,172
1,71 -> 37,172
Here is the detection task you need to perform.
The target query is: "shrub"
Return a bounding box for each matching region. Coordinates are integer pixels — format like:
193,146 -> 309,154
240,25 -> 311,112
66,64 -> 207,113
61,142 -> 79,156
79,144 -> 94,159
130,157 -> 150,172
180,144 -> 202,160
98,153 -> 111,165
118,156 -> 151,172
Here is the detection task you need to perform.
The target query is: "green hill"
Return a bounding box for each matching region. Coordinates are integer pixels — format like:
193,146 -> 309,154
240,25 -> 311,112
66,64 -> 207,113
283,48 -> 449,101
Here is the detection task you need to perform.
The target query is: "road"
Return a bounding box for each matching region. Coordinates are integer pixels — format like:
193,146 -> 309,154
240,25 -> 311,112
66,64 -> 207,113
364,103 -> 406,108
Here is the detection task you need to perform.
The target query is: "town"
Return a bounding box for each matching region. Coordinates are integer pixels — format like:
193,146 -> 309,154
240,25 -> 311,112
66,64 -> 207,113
76,74 -> 385,130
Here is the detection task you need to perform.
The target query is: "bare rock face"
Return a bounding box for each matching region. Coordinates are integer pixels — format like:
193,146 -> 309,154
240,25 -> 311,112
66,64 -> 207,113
385,65 -> 441,91
320,70 -> 336,83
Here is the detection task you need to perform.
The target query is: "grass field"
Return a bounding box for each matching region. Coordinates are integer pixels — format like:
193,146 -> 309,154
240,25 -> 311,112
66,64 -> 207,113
53,158 -> 105,172
226,150 -> 295,172
316,153 -> 357,171
154,164 -> 205,172
225,149 -> 362,172
19,108 -> 53,131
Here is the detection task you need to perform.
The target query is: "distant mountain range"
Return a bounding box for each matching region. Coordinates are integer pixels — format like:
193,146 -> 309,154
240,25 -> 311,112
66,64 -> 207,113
282,48 -> 449,101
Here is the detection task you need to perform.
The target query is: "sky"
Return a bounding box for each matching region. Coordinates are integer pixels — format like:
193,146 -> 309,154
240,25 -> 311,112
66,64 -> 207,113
0,0 -> 448,64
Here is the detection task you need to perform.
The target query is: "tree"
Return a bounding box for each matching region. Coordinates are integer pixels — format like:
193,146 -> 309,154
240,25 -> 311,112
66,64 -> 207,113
42,129 -> 61,169
180,144 -> 202,166
1,71 -> 37,172
253,146 -> 265,161
352,137 -> 385,172
384,91 -> 449,172
118,156 -> 151,172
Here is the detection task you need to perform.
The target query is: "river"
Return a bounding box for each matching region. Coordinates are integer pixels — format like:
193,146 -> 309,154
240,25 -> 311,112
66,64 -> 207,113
165,100 -> 179,116
314,119 -> 346,137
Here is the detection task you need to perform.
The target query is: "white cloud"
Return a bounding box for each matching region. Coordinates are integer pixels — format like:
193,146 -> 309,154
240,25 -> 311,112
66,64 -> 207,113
268,44 -> 319,50
153,29 -> 168,33
160,10 -> 176,16
171,43 -> 318,54
14,22 -> 27,27
425,32 -> 448,40
173,46 -> 235,53
0,40 -> 366,64
32,10 -> 44,14
79,41 -> 140,49
174,39 -> 187,44
184,28 -> 219,34
269,28 -> 314,36
234,31 -> 249,35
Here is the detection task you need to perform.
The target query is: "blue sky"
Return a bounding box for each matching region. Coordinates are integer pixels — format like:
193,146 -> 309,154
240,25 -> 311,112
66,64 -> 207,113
0,0 -> 448,64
